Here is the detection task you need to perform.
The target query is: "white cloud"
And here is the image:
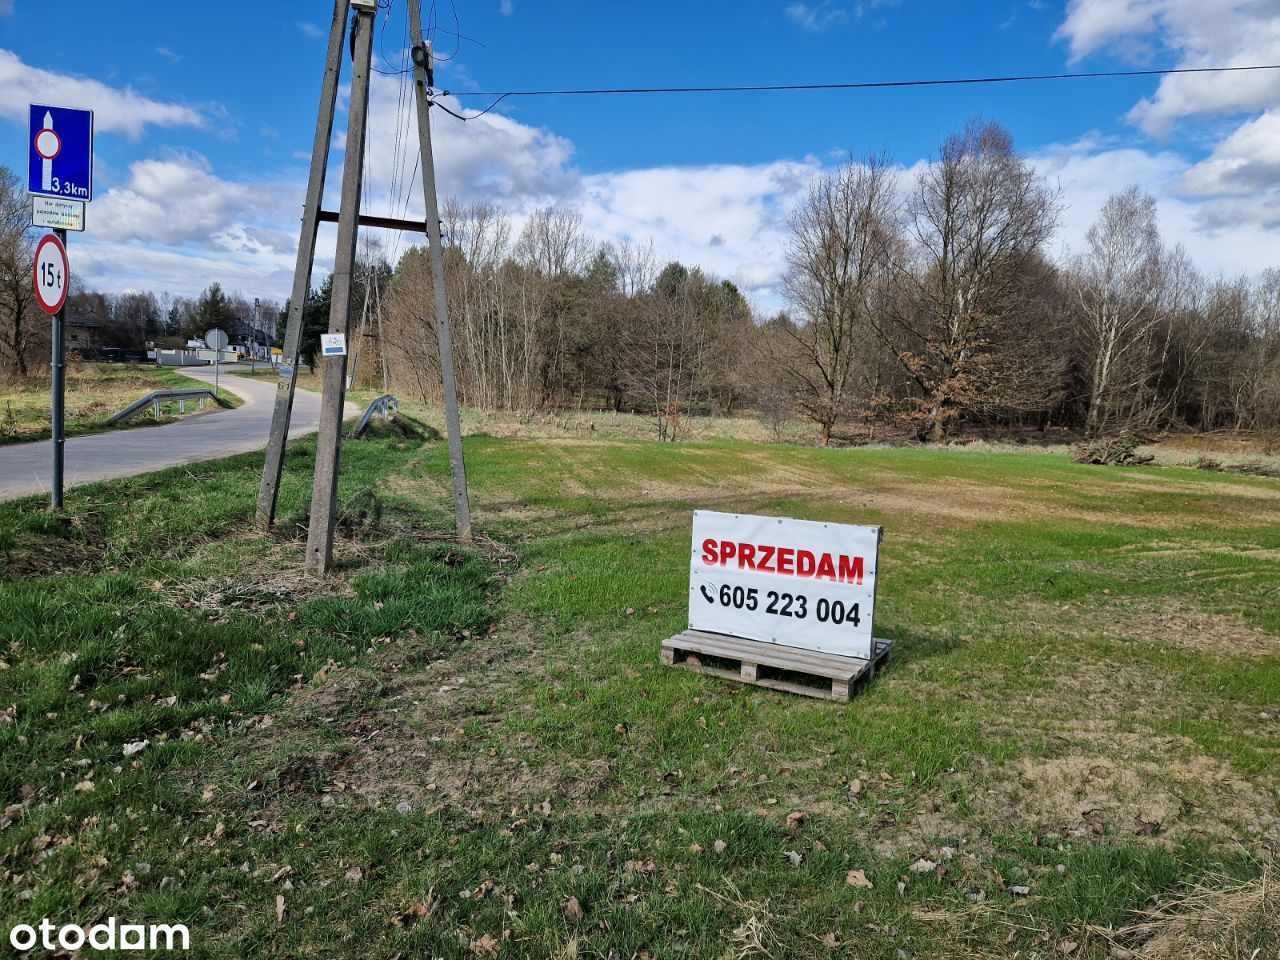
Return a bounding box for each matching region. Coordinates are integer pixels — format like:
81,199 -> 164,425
1057,1 -> 1280,132
349,74 -> 819,308
1177,111 -> 1280,197
296,21 -> 324,39
1056,1 -> 1280,234
1034,137 -> 1280,276
75,239 -> 305,302
0,49 -> 205,137
93,152 -> 297,247
787,2 -> 847,30
71,153 -> 306,299
354,79 -> 579,220
786,0 -> 898,31
578,161 -> 820,302
500,0 -> 514,15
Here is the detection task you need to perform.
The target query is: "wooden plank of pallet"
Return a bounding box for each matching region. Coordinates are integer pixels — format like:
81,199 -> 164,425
660,630 -> 892,702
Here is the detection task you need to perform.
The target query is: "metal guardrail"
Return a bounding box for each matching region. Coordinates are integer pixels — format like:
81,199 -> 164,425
352,395 -> 400,436
107,389 -> 224,424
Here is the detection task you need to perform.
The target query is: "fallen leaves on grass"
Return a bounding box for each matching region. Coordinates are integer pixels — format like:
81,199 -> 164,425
563,896 -> 583,922
845,869 -> 874,889
390,898 -> 435,928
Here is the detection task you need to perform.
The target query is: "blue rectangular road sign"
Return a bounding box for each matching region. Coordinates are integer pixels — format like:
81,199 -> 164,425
29,104 -> 94,202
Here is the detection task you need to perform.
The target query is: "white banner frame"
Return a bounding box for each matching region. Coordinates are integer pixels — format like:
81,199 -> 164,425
688,510 -> 882,659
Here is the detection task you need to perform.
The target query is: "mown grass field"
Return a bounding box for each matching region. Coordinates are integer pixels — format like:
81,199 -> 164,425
0,363 -> 238,446
0,414 -> 1276,958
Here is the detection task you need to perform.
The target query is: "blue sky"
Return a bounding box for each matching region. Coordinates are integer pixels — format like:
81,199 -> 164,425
2,0 -> 1279,310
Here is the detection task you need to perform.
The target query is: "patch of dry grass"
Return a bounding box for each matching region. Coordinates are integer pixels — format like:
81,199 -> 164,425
1094,866 -> 1279,959
0,361 -> 232,443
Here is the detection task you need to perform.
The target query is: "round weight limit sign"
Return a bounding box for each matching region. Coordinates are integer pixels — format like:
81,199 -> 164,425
34,233 -> 70,316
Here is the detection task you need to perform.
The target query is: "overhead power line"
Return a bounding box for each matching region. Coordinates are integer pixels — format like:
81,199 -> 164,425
433,63 -> 1280,119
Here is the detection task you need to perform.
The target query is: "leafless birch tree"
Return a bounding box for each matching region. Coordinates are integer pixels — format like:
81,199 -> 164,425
1070,186 -> 1164,435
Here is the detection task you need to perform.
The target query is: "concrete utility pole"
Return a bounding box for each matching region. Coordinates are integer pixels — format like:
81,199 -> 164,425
408,0 -> 473,540
255,0 -> 350,530
304,1 -> 377,576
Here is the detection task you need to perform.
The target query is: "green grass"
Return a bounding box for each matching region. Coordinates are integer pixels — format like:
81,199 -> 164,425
0,363 -> 242,445
0,423 -> 1276,958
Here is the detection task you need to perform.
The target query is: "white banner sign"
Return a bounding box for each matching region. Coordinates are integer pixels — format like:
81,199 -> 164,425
689,511 -> 880,659
320,333 -> 347,357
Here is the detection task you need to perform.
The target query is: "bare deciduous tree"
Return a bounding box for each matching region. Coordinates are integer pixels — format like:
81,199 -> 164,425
899,118 -> 1059,440
781,154 -> 899,445
0,166 -> 41,379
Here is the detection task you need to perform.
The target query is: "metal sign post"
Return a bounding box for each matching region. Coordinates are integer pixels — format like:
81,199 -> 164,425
29,103 -> 92,511
33,232 -> 70,509
205,328 -> 229,401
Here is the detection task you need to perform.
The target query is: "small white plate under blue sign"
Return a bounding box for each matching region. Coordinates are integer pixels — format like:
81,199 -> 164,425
33,197 -> 85,232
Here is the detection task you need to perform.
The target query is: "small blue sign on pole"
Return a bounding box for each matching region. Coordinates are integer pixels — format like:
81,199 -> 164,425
28,104 -> 94,202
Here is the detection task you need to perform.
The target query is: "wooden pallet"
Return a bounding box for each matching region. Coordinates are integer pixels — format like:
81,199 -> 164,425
660,630 -> 892,702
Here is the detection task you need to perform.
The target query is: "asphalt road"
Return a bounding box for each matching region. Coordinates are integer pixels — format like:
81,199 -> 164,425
0,366 -> 354,503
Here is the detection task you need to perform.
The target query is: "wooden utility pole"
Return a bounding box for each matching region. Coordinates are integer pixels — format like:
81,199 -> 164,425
255,0 -> 350,530
304,2 -> 377,575
408,0 -> 473,540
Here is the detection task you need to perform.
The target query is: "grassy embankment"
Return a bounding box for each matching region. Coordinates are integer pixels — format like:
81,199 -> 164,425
0,363 -> 241,446
0,411 -> 1276,958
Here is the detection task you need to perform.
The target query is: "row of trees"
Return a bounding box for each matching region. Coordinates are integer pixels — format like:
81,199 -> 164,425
775,120 -> 1280,440
61,283 -> 279,350
351,205 -> 760,440
353,121 -> 1276,441
4,127 -> 1278,440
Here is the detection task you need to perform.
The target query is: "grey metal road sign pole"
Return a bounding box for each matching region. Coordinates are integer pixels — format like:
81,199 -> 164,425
408,0 -> 473,540
50,227 -> 67,510
255,0 -> 350,530
304,3 -> 376,576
